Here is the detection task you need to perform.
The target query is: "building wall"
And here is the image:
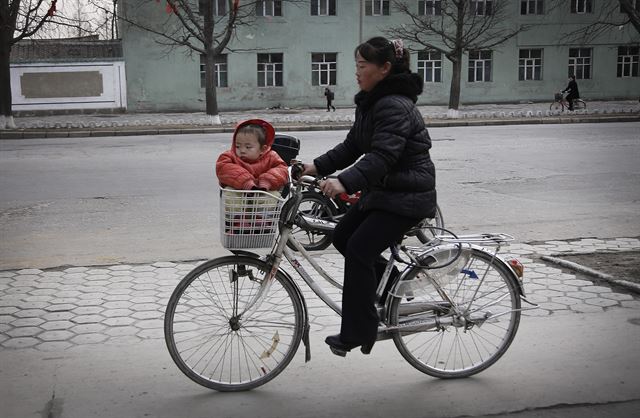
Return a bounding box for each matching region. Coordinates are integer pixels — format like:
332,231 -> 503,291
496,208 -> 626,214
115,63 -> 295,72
10,39 -> 127,113
120,0 -> 640,112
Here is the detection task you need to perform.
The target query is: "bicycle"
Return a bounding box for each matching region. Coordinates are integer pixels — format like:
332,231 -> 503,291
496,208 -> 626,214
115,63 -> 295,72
550,92 -> 586,112
271,135 -> 444,251
164,162 -> 535,392
289,177 -> 445,251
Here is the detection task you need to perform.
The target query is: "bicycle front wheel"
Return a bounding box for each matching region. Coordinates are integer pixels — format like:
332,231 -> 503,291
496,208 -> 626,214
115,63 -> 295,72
284,190 -> 336,251
389,248 -> 521,379
550,101 -> 564,112
164,256 -> 305,391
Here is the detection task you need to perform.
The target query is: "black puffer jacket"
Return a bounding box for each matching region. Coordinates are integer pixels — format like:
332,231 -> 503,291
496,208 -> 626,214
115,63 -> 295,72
314,72 -> 437,219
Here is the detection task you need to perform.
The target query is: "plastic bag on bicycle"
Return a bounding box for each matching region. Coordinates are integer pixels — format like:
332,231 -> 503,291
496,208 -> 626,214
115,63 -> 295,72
389,247 -> 472,298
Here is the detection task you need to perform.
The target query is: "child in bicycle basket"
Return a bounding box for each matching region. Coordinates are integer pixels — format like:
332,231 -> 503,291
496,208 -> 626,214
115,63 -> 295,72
216,119 -> 288,191
216,119 -> 288,237
300,37 -> 437,357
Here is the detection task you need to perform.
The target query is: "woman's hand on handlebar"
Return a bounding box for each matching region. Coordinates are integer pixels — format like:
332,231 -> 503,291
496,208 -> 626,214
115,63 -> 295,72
301,163 -> 317,176
290,161 -> 317,180
319,178 -> 346,199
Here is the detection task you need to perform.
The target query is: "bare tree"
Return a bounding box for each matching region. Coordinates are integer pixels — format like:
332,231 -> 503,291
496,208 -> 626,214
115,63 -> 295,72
386,0 -> 525,114
1,0 -> 58,128
98,0 -> 301,124
0,0 -> 111,129
554,0 -> 640,43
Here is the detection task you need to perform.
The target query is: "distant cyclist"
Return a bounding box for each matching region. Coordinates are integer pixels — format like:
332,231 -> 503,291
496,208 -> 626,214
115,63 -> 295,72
562,75 -> 580,111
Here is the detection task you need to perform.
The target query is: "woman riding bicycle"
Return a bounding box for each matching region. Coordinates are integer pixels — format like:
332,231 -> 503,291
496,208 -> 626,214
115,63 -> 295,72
300,36 -> 437,356
562,74 -> 580,111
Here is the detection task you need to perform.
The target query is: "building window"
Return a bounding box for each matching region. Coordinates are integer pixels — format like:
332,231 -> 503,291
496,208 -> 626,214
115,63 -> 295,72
311,0 -> 336,15
620,0 -> 640,13
258,53 -> 284,86
519,49 -> 543,80
520,0 -> 543,15
418,50 -> 442,82
200,54 -> 228,88
471,0 -> 493,16
468,50 -> 492,82
311,53 -> 337,86
418,0 -> 442,15
617,46 -> 639,77
365,0 -> 390,16
569,48 -> 592,79
256,0 -> 282,16
198,0 -> 227,15
571,0 -> 592,14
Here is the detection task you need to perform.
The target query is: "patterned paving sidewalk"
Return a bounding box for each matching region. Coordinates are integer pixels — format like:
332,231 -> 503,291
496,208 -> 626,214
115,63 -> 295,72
1,237 -> 639,352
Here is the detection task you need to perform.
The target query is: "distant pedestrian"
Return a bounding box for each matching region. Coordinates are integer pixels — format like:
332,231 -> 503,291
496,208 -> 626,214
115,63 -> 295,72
324,87 -> 336,112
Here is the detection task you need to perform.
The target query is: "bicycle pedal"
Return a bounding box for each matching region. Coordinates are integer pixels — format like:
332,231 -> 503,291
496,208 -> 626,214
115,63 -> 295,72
329,346 -> 348,357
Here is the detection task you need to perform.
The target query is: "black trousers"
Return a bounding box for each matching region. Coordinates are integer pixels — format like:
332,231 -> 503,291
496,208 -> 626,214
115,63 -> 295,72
332,204 -> 421,345
326,99 -> 335,111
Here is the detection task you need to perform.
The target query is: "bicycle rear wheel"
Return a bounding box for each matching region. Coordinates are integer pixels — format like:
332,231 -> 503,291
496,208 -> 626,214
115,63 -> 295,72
389,248 -> 521,379
574,99 -> 586,110
416,205 -> 445,243
550,101 -> 564,111
164,256 -> 304,391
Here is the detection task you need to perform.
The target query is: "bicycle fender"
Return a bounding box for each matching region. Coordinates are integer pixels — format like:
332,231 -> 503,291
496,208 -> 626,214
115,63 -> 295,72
230,249 -> 261,258
467,244 -> 526,297
276,267 -> 312,363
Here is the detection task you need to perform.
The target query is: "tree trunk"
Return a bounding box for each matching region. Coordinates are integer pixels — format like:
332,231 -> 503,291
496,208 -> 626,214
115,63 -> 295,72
203,0 -> 219,121
447,0 -> 465,113
448,51 -> 463,111
0,30 -> 13,120
204,52 -> 219,119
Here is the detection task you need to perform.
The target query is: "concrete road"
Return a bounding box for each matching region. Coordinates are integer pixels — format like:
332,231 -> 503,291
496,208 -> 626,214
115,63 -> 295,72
1,122 -> 639,270
3,308 -> 640,418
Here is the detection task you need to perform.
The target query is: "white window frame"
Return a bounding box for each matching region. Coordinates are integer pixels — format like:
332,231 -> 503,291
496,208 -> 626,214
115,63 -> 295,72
365,0 -> 390,16
468,50 -> 492,82
311,53 -> 337,86
519,49 -> 543,81
568,48 -> 592,80
617,46 -> 639,78
258,53 -> 284,87
520,0 -> 544,15
256,0 -> 283,17
571,0 -> 592,14
471,0 -> 493,16
200,54 -> 228,88
418,0 -> 442,15
417,50 -> 442,82
198,0 -> 227,16
311,0 -> 336,16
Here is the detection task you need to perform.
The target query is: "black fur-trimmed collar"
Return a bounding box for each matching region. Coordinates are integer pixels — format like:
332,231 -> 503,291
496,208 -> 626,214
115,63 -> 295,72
355,72 -> 424,110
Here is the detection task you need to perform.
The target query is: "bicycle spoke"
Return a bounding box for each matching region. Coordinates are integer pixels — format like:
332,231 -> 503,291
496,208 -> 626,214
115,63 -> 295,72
165,256 -> 304,391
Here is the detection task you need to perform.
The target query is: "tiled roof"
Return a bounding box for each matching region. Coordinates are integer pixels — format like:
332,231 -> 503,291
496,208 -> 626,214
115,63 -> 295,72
10,37 -> 123,63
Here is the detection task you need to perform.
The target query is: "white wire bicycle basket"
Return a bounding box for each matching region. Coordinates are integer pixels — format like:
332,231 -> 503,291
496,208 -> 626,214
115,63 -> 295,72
219,188 -> 285,249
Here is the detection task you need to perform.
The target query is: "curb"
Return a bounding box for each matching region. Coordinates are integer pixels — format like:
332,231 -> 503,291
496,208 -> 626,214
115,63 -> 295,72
541,254 -> 640,294
1,114 -> 639,140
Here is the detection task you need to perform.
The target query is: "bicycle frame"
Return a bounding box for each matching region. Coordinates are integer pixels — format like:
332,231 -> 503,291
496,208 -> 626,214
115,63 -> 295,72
239,173 -> 531,343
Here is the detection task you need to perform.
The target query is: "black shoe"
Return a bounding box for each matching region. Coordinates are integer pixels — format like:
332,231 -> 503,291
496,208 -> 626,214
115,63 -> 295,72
325,334 -> 374,357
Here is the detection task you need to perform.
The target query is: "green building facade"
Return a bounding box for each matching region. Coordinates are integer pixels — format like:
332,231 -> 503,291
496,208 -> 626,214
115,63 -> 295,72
120,0 -> 640,112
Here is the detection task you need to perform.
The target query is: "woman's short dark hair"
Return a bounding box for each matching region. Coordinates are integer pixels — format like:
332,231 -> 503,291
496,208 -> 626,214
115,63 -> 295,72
355,36 -> 411,74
